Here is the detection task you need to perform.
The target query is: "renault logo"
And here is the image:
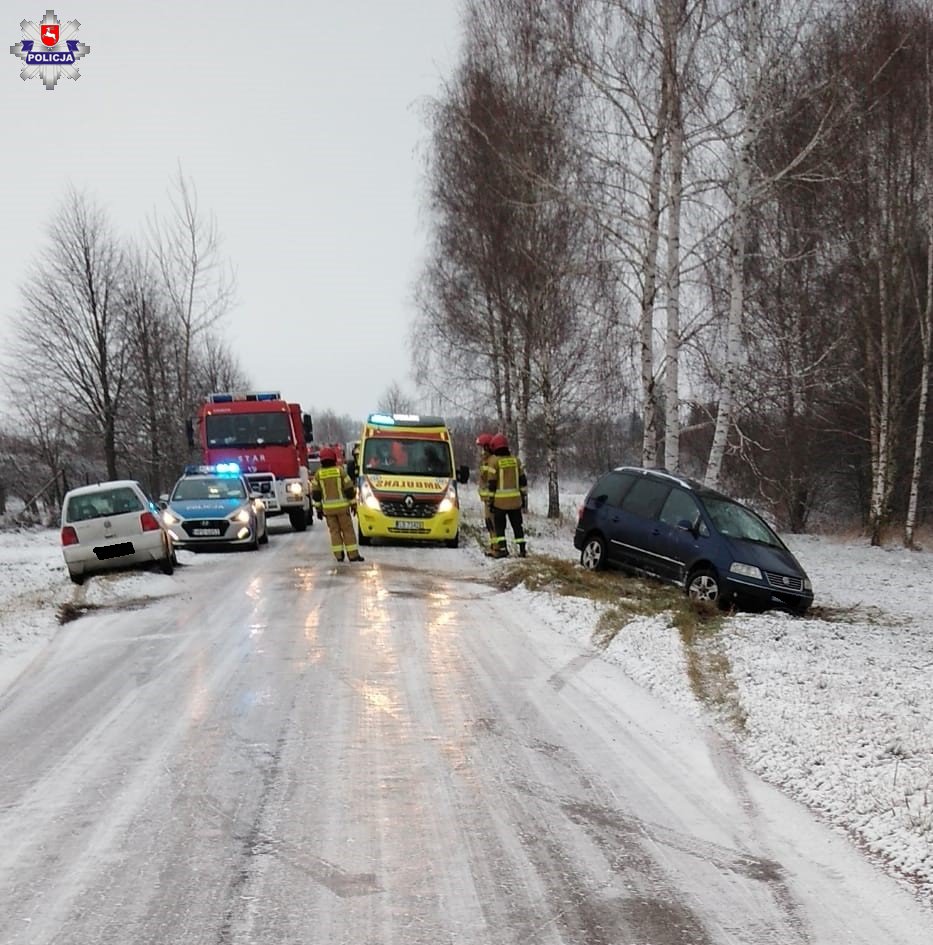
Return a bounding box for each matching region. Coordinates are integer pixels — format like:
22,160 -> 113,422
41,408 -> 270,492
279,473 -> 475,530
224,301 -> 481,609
404,495 -> 414,510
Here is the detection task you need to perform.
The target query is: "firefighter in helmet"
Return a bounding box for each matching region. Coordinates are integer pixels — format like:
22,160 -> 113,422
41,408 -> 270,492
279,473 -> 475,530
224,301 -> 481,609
311,446 -> 365,563
484,433 -> 528,557
475,433 -> 496,554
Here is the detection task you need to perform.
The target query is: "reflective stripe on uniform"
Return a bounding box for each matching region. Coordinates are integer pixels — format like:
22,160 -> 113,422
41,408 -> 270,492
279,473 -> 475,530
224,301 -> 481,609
496,457 -> 521,500
318,466 -> 349,511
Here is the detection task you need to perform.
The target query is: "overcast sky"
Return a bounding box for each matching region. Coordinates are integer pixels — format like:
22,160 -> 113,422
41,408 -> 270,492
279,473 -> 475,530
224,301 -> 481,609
1,1 -> 464,424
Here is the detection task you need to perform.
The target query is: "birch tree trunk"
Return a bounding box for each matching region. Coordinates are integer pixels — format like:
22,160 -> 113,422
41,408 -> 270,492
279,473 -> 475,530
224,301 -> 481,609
705,140 -> 751,489
639,77 -> 668,467
662,0 -> 685,473
905,64 -> 933,548
705,1 -> 759,489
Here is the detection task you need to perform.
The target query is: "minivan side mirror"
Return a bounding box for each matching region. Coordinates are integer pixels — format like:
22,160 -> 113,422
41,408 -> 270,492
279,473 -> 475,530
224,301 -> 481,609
677,518 -> 698,535
457,464 -> 469,484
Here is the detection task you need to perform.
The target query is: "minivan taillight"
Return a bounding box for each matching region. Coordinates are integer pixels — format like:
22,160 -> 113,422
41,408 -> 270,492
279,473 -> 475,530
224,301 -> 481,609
61,526 -> 79,546
140,512 -> 161,532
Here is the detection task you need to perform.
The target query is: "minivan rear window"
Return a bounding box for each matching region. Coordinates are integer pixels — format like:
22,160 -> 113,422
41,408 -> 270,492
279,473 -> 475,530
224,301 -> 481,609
620,478 -> 670,519
588,471 -> 636,507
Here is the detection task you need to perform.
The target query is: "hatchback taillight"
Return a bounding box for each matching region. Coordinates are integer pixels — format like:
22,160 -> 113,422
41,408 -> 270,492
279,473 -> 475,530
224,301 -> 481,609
140,512 -> 161,532
61,526 -> 79,546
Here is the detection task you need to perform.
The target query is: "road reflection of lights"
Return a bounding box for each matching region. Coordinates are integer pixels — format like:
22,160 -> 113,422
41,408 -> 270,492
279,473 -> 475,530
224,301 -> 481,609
246,575 -> 263,600
427,586 -> 455,635
360,683 -> 402,720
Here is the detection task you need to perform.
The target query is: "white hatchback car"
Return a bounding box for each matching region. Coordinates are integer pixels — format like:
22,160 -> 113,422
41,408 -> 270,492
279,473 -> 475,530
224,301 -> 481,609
61,480 -> 175,585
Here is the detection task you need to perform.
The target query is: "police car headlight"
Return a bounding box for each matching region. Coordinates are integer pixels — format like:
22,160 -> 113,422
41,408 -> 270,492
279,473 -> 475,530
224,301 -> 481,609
162,510 -> 180,526
437,482 -> 458,513
233,508 -> 251,524
287,481 -> 303,496
359,479 -> 381,511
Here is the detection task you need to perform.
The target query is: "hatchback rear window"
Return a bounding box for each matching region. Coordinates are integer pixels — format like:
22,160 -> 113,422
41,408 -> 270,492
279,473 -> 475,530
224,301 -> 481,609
66,487 -> 143,522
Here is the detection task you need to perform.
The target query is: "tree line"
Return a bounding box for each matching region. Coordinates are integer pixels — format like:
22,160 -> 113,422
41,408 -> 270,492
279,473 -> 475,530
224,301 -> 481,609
415,0 -> 933,545
0,171 -> 248,518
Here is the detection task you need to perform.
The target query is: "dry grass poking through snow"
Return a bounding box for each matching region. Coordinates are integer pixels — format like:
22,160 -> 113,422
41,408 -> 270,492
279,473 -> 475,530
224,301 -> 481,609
489,553 -> 751,728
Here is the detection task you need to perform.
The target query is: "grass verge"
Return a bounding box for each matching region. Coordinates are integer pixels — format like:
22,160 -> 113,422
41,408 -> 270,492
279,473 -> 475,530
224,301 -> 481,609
491,554 -> 747,731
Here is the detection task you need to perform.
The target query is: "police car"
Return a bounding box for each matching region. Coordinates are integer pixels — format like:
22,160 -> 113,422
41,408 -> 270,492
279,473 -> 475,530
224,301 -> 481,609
161,463 -> 268,550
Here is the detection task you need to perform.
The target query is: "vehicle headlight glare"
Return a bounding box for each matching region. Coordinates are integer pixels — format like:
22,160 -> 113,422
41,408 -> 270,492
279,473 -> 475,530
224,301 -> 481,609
730,562 -> 762,580
437,482 -> 458,513
162,510 -> 179,526
234,509 -> 251,524
287,481 -> 303,495
360,479 -> 381,511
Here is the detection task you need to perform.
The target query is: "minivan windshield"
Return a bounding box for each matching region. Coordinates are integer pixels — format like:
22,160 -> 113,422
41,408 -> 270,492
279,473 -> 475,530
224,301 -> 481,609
362,438 -> 452,477
703,497 -> 784,547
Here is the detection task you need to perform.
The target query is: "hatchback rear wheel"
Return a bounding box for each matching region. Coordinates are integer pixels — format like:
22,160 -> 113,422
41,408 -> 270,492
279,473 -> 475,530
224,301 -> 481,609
159,536 -> 175,575
580,535 -> 607,571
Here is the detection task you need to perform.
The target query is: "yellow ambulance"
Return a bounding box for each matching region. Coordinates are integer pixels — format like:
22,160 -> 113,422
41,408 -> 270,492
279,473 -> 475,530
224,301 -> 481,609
349,413 -> 470,547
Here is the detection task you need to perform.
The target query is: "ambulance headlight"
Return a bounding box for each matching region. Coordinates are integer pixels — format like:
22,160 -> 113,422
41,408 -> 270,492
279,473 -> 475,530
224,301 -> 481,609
437,482 -> 458,513
359,479 -> 381,511
287,481 -> 303,496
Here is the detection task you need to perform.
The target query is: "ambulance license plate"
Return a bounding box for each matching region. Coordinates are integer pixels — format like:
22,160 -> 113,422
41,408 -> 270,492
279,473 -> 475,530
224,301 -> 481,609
394,521 -> 423,531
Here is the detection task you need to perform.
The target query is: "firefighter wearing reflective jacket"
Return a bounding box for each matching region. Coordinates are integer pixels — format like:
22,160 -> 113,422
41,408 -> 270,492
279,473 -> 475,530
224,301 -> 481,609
311,447 -> 365,563
476,433 -> 496,554
485,433 -> 528,558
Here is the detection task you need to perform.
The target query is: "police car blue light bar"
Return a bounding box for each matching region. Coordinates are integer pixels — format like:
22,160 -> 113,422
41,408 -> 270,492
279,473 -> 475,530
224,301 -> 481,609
183,462 -> 242,476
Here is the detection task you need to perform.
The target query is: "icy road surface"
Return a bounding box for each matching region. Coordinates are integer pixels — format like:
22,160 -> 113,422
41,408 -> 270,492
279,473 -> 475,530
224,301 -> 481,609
0,526 -> 928,945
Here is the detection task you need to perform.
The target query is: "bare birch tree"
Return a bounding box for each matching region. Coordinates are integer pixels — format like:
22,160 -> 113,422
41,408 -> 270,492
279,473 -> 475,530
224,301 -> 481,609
8,190 -> 130,479
148,166 -> 236,429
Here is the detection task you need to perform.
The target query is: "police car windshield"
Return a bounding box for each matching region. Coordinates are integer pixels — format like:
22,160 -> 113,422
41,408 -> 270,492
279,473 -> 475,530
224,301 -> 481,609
363,438 -> 452,477
173,477 -> 247,501
205,412 -> 292,448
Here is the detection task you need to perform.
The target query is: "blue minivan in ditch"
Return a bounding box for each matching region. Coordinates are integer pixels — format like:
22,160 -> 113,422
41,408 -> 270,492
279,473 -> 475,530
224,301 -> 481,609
574,467 -> 813,614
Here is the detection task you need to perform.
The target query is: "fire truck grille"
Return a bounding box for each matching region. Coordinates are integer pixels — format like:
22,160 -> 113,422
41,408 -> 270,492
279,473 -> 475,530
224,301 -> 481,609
381,499 -> 438,519
245,474 -> 274,494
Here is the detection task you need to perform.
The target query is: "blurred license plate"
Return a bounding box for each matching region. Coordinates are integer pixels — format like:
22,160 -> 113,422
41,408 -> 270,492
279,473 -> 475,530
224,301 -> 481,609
394,521 -> 423,531
193,528 -> 222,537
95,542 -> 134,560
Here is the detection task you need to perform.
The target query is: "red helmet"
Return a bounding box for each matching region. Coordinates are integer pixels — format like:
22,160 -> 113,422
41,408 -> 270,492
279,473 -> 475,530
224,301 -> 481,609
319,446 -> 337,462
490,433 -> 509,452
475,433 -> 492,448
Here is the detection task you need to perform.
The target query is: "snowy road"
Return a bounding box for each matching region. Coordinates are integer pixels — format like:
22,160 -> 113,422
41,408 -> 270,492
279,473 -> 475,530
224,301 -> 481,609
0,527 -> 928,944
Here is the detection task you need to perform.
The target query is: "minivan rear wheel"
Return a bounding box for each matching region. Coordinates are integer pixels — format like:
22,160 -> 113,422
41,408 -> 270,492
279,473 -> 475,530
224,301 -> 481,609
687,567 -> 729,608
580,535 -> 607,571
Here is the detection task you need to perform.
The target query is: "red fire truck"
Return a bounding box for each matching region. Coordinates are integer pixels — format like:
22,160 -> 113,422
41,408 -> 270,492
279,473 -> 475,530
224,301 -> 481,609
189,391 -> 314,531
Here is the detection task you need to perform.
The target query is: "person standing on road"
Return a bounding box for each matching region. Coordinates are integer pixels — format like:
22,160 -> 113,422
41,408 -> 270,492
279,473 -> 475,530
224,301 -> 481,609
475,433 -> 496,555
311,446 -> 364,563
485,433 -> 528,558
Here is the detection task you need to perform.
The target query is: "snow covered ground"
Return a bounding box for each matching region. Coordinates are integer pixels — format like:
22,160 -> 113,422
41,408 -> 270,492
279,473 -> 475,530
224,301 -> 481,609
1,485 -> 931,911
